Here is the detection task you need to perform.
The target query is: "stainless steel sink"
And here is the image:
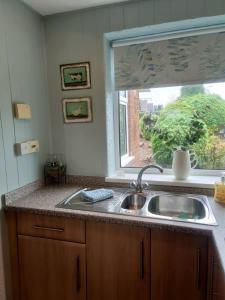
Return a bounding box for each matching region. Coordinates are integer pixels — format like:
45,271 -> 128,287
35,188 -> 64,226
120,192 -> 217,225
148,194 -> 206,220
56,188 -> 217,226
146,193 -> 217,225
121,193 -> 146,210
56,188 -> 123,214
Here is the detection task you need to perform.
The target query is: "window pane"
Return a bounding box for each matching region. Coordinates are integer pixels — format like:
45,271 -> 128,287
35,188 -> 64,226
119,104 -> 128,157
119,83 -> 225,170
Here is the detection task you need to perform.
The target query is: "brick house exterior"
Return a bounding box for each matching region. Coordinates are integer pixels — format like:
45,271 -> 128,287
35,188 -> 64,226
127,90 -> 140,157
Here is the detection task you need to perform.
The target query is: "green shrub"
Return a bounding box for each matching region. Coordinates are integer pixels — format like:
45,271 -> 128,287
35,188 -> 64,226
139,93 -> 225,168
151,100 -> 208,165
178,93 -> 225,132
139,113 -> 157,141
192,134 -> 225,169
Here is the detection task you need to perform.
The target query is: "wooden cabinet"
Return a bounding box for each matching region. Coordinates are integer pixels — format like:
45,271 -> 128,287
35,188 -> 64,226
208,245 -> 225,300
17,212 -> 85,243
6,212 -> 86,300
86,221 -> 150,300
6,211 -> 225,300
151,228 -> 208,300
18,235 -> 86,300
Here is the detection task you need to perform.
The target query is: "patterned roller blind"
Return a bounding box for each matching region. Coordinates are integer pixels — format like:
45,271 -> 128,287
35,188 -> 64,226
114,31 -> 225,91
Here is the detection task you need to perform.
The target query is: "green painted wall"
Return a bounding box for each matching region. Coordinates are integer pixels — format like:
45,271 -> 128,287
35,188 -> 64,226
0,0 -> 51,198
45,0 -> 225,177
0,0 -> 224,298
0,1 -> 51,298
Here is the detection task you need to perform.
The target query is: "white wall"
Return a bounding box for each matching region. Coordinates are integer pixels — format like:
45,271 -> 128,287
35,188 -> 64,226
45,0 -> 225,177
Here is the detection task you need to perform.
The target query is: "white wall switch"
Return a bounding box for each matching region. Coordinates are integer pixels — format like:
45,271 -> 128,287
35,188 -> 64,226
15,140 -> 39,155
14,103 -> 32,119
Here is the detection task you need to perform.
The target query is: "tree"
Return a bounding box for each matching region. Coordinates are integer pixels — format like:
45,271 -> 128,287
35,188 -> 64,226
180,84 -> 205,97
151,93 -> 225,167
192,134 -> 225,169
178,93 -> 225,132
151,100 -> 207,165
139,113 -> 157,141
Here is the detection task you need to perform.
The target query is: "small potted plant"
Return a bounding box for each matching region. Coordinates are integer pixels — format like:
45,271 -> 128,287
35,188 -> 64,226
44,154 -> 66,185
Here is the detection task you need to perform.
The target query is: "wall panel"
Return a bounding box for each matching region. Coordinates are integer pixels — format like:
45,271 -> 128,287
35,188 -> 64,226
0,0 -> 51,191
139,0 -> 155,26
45,0 -> 225,176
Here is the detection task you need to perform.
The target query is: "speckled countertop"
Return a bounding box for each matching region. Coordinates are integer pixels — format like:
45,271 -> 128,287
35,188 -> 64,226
3,183 -> 225,276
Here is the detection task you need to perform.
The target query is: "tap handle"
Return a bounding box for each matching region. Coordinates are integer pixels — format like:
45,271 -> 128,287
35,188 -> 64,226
129,181 -> 137,189
142,182 -> 150,190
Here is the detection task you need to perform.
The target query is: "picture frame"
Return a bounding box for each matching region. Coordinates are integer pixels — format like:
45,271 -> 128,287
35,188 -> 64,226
63,97 -> 93,123
60,62 -> 91,90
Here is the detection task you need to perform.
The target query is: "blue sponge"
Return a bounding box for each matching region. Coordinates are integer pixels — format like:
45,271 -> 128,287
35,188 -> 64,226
81,188 -> 113,203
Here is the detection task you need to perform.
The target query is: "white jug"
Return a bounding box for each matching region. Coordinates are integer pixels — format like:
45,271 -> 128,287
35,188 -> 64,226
172,150 -> 197,180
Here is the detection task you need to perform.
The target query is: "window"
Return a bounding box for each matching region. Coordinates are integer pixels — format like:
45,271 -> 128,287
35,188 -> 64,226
105,17 -> 225,175
119,103 -> 127,157
119,92 -> 128,163
118,83 -> 225,170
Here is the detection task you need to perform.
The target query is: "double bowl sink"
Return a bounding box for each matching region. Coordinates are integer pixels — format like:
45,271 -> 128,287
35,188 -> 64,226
56,188 -> 217,226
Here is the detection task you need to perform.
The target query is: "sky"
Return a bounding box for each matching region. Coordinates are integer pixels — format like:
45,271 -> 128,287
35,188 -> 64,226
139,82 -> 225,107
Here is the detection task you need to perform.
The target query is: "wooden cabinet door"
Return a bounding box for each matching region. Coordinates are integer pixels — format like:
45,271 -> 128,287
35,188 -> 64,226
208,246 -> 225,300
18,235 -> 86,300
86,221 -> 150,300
211,261 -> 225,300
151,229 -> 207,300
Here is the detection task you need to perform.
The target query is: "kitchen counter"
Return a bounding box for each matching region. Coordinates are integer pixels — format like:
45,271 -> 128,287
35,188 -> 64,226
3,183 -> 225,275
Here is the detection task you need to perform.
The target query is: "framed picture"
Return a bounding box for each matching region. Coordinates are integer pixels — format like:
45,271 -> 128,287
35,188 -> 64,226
63,97 -> 93,123
60,62 -> 91,90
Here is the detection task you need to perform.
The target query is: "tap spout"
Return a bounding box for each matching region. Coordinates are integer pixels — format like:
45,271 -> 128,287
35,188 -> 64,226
136,164 -> 163,193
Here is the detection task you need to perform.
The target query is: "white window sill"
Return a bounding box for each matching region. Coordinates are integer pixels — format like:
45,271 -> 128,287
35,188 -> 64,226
121,155 -> 134,167
105,174 -> 219,189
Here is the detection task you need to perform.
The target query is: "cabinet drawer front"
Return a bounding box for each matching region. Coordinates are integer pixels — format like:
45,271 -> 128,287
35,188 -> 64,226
17,213 -> 85,243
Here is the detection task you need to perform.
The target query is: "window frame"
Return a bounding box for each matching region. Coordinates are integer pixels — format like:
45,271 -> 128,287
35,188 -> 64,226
104,15 -> 225,177
119,92 -> 129,165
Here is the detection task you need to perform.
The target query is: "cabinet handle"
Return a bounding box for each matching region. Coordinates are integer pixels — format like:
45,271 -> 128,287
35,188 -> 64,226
211,292 -> 220,296
32,225 -> 64,232
140,240 -> 144,280
76,256 -> 81,293
196,248 -> 201,290
209,255 -> 215,299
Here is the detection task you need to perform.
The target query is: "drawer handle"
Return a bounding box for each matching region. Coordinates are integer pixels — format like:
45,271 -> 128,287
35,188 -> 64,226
76,256 -> 81,293
32,225 -> 64,232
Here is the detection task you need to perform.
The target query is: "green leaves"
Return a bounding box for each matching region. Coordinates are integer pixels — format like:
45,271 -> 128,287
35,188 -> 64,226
139,113 -> 156,141
150,92 -> 225,167
152,101 -> 207,149
138,91 -> 225,168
